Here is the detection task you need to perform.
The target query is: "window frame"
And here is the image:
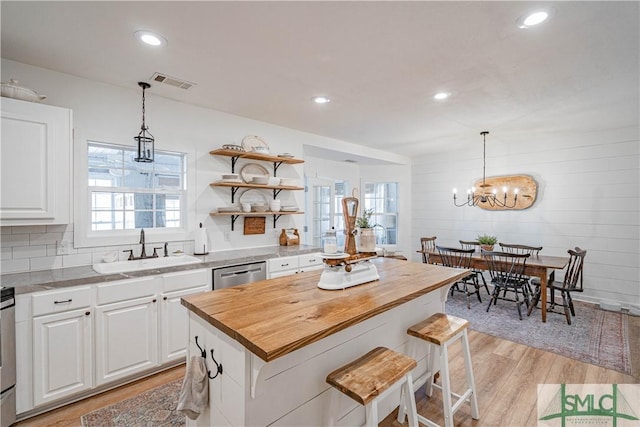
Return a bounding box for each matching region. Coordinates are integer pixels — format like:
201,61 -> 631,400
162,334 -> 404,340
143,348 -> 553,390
361,181 -> 399,248
74,139 -> 196,249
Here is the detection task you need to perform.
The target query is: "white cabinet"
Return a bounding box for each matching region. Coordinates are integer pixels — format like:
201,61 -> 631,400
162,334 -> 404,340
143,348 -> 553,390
160,269 -> 209,363
0,97 -> 72,225
31,287 -> 92,407
298,253 -> 323,273
94,277 -> 159,386
267,255 -> 299,278
267,253 -> 323,278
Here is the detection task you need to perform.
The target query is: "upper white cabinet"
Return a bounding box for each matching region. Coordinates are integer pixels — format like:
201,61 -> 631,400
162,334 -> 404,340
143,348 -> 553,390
0,98 -> 72,225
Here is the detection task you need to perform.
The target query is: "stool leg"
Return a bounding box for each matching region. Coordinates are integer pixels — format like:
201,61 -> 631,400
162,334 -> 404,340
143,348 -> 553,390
440,342 -> 454,427
397,338 -> 416,423
365,400 -> 378,427
426,343 -> 436,397
461,329 -> 480,420
404,373 -> 419,427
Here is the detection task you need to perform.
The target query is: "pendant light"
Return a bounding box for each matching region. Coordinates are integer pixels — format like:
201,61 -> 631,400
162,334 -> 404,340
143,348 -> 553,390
453,131 -> 519,208
134,81 -> 154,162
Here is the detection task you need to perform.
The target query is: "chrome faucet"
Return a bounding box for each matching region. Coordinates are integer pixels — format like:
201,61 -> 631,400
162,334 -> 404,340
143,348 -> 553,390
139,228 -> 147,259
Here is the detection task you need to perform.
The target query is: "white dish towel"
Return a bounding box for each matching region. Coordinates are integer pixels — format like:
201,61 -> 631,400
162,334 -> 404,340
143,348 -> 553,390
177,355 -> 209,420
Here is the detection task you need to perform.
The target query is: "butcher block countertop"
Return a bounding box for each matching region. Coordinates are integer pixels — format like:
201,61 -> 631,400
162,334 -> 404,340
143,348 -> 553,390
181,257 -> 469,362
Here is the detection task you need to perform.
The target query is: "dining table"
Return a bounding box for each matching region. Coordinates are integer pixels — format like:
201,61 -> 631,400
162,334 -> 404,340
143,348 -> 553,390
417,249 -> 570,322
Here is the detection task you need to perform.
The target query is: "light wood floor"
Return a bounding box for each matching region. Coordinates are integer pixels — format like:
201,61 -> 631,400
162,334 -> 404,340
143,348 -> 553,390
16,322 -> 639,427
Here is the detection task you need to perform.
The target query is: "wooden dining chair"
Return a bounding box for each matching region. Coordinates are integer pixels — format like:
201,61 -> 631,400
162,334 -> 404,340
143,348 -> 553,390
528,247 -> 586,325
420,236 -> 437,264
482,251 -> 531,320
459,240 -> 490,295
498,243 -> 543,295
436,246 -> 479,309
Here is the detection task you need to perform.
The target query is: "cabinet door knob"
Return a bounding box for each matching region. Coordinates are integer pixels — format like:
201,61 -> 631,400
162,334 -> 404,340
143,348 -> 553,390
163,296 -> 168,300
85,311 -> 91,316
152,299 -> 157,303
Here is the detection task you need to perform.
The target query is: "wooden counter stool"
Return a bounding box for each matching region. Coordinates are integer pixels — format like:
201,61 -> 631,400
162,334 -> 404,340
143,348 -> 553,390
326,347 -> 418,427
403,313 -> 479,427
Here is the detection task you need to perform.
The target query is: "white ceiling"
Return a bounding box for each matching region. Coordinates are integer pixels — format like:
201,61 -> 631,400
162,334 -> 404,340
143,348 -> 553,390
1,1 -> 638,157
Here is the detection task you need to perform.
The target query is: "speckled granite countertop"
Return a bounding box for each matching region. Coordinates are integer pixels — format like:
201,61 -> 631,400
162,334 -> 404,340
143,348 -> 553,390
0,245 -> 321,295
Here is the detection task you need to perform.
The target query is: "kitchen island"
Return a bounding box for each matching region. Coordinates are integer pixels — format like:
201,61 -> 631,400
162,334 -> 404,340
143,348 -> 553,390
181,257 -> 469,426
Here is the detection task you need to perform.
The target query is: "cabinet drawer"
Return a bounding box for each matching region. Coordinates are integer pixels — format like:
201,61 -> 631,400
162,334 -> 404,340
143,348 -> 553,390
299,253 -> 322,268
96,277 -> 159,306
32,286 -> 92,317
267,256 -> 299,274
162,269 -> 209,293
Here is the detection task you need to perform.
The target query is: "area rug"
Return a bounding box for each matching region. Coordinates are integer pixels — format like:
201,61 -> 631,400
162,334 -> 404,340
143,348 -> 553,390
81,379 -> 184,427
446,292 -> 632,375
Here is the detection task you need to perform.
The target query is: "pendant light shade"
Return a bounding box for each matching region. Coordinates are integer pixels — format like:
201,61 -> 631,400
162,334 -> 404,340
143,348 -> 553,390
134,81 -> 154,162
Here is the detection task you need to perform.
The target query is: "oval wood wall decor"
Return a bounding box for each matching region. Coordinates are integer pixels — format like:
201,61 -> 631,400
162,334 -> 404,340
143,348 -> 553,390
472,174 -> 537,210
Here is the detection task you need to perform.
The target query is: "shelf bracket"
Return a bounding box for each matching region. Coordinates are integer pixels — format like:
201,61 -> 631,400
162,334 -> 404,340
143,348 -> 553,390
231,215 -> 240,231
230,155 -> 241,173
230,187 -> 240,204
273,161 -> 284,177
272,188 -> 283,199
273,214 -> 283,228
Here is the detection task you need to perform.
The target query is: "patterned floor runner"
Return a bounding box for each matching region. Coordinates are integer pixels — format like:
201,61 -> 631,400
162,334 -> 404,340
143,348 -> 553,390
81,379 -> 184,427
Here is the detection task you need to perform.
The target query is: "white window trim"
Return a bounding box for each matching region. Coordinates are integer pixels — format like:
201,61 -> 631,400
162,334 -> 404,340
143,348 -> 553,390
361,180 -> 399,249
74,137 -> 196,249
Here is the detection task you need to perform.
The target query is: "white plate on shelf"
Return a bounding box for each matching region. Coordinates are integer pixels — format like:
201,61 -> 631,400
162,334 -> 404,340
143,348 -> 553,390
239,189 -> 268,206
219,178 -> 243,184
320,253 -> 349,259
241,135 -> 269,153
240,163 -> 269,184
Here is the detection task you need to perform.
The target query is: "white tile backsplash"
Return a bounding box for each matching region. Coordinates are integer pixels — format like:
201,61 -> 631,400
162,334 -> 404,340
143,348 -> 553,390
30,232 -> 63,246
31,256 -> 63,271
0,234 -> 30,248
1,258 -> 30,274
0,225 -> 196,274
62,252 -> 93,268
12,225 -> 46,234
13,245 -> 47,259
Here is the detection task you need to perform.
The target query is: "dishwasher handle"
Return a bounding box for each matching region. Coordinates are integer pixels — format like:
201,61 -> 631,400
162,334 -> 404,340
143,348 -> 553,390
220,267 -> 263,278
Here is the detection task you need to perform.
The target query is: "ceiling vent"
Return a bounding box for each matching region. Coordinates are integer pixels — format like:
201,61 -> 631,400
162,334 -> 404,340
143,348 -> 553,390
150,73 -> 195,90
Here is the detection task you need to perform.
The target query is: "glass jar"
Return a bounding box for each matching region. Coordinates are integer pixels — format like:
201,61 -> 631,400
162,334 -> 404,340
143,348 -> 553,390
323,228 -> 337,254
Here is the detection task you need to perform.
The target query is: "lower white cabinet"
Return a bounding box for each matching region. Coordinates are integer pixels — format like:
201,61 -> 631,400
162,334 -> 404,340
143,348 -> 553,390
95,296 -> 159,386
19,268 -> 211,415
32,308 -> 92,406
267,253 -> 322,278
160,285 -> 208,363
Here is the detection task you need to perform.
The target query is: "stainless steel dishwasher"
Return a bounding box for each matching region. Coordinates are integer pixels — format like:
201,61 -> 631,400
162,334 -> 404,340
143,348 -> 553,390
212,262 -> 267,290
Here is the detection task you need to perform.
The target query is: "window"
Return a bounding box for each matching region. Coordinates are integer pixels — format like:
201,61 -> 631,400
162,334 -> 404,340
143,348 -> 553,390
87,142 -> 186,231
362,182 -> 398,246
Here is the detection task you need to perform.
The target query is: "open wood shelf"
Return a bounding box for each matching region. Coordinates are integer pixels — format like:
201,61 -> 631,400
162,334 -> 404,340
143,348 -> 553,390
210,182 -> 304,191
209,148 -> 304,164
210,211 -> 304,231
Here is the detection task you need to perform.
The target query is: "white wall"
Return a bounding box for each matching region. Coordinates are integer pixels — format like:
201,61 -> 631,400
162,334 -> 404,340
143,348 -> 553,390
0,59 -> 406,273
411,128 -> 640,307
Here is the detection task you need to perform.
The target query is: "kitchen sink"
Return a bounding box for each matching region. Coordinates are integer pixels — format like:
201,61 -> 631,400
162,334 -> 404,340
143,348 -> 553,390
92,255 -> 202,274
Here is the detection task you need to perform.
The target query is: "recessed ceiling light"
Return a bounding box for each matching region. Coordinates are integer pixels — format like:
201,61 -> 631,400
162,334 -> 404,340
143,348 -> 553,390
312,96 -> 331,104
433,92 -> 451,100
517,9 -> 551,29
135,30 -> 167,47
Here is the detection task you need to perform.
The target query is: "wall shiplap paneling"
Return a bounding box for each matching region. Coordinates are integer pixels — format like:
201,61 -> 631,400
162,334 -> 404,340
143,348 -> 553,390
411,133 -> 640,307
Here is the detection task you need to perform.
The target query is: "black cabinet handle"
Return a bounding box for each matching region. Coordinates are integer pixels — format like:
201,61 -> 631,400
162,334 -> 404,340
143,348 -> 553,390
85,311 -> 91,316
152,298 -> 157,303
163,296 -> 168,300
54,299 -> 72,304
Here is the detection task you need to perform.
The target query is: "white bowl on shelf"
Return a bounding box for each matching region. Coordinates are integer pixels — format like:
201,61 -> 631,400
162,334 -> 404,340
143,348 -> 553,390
252,176 -> 269,185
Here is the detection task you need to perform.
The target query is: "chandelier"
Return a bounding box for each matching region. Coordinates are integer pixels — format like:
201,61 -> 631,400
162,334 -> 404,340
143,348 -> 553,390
133,82 -> 154,162
453,131 -> 519,208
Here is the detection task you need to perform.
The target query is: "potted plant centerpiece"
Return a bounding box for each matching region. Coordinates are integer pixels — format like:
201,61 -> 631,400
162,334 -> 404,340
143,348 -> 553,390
356,208 -> 377,253
477,234 -> 498,251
